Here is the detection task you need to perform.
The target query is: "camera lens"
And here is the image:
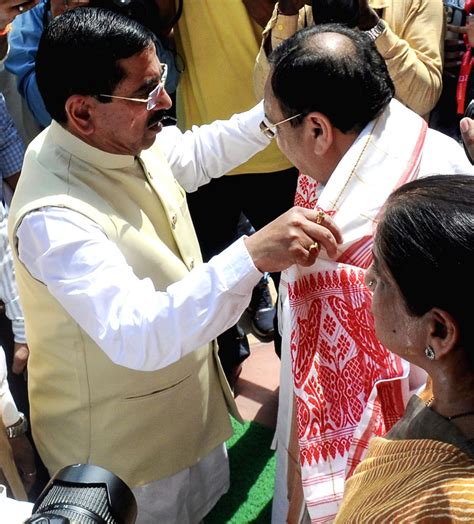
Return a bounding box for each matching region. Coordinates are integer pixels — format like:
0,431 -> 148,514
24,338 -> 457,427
25,464 -> 137,524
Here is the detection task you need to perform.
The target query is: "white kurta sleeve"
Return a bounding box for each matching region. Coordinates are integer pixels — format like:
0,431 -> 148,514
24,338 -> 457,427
155,102 -> 271,192
17,207 -> 262,371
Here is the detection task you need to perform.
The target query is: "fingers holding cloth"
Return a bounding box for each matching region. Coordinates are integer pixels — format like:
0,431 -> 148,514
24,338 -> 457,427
305,209 -> 339,258
244,206 -> 343,274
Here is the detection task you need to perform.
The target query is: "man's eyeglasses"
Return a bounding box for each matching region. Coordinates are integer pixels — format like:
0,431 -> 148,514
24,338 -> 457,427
98,64 -> 168,111
259,112 -> 303,139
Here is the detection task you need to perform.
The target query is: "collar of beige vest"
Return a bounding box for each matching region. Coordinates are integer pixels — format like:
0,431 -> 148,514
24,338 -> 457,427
49,120 -> 138,169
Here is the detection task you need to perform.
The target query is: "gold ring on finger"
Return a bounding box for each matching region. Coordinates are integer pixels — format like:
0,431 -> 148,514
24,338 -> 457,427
316,210 -> 325,225
308,241 -> 319,253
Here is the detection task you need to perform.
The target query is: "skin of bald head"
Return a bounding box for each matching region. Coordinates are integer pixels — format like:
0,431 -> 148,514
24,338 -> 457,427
309,30 -> 357,57
268,23 -> 395,134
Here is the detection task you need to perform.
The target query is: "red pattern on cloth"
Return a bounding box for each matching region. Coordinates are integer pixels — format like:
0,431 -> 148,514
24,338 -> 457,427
283,101 -> 427,523
289,265 -> 404,468
290,174 -> 408,523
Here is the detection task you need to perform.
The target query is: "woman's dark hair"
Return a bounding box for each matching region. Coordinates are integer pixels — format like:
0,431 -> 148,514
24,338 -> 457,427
36,7 -> 154,123
376,174 -> 474,354
269,24 -> 394,134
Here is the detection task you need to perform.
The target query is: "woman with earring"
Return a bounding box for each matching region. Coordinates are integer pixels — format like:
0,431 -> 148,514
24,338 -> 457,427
335,174 -> 474,522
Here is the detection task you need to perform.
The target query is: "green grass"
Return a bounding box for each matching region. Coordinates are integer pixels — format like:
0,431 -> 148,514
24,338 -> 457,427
204,418 -> 276,524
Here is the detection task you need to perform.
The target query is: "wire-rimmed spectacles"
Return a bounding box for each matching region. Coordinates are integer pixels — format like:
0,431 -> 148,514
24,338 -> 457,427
259,112 -> 303,139
98,64 -> 168,111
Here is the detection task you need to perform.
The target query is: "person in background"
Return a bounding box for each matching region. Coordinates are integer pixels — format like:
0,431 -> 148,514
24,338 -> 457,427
8,9 -> 341,523
0,200 -> 28,394
0,346 -> 35,500
263,24 -> 473,523
5,0 -> 180,129
255,0 -> 444,120
461,115 -> 474,158
335,174 -> 474,522
0,93 -> 23,199
0,0 -> 41,146
0,199 -> 50,500
0,93 -> 29,388
430,0 -> 474,142
0,98 -> 34,493
460,12 -> 474,162
0,202 -> 35,498
0,0 -> 30,198
0,0 -> 38,59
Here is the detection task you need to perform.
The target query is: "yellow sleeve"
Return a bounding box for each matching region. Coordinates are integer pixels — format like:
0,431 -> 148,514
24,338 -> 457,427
375,0 -> 444,118
254,4 -> 311,100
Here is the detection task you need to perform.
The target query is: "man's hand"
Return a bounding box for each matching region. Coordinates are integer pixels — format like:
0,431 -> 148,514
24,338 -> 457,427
278,0 -> 308,16
444,24 -> 467,76
12,342 -> 29,375
9,433 -> 36,493
244,206 -> 343,273
357,0 -> 379,30
460,117 -> 474,163
241,0 -> 276,27
467,16 -> 474,47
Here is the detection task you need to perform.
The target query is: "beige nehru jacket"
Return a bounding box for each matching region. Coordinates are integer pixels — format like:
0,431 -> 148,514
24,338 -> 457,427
8,122 -> 238,487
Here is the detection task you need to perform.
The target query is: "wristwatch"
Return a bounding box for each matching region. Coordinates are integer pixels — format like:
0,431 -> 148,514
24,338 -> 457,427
364,19 -> 386,42
5,412 -> 28,439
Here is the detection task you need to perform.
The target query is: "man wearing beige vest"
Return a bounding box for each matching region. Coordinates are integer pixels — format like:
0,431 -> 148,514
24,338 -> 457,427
7,8 -> 341,524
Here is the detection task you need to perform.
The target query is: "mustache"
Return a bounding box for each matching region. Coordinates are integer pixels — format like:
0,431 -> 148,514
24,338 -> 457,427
147,110 -> 166,128
147,111 -> 177,128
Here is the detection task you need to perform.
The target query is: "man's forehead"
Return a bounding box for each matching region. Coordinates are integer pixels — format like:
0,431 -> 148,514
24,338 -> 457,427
116,46 -> 162,87
117,44 -> 159,71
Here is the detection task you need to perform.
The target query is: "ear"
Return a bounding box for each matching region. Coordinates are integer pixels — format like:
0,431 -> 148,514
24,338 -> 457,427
307,112 -> 334,156
425,308 -> 460,360
64,95 -> 96,137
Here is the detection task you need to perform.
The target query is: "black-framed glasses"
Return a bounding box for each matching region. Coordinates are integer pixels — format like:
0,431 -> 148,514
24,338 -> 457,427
98,64 -> 168,111
259,112 -> 303,139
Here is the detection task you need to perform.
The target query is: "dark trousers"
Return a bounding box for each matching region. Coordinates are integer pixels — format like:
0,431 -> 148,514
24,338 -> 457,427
187,167 -> 298,371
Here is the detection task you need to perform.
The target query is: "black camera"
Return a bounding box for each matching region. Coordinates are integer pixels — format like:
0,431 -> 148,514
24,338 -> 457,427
24,464 -> 137,524
312,0 -> 360,27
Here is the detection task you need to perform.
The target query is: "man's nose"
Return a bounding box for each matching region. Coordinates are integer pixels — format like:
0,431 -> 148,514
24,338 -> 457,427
154,89 -> 172,111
